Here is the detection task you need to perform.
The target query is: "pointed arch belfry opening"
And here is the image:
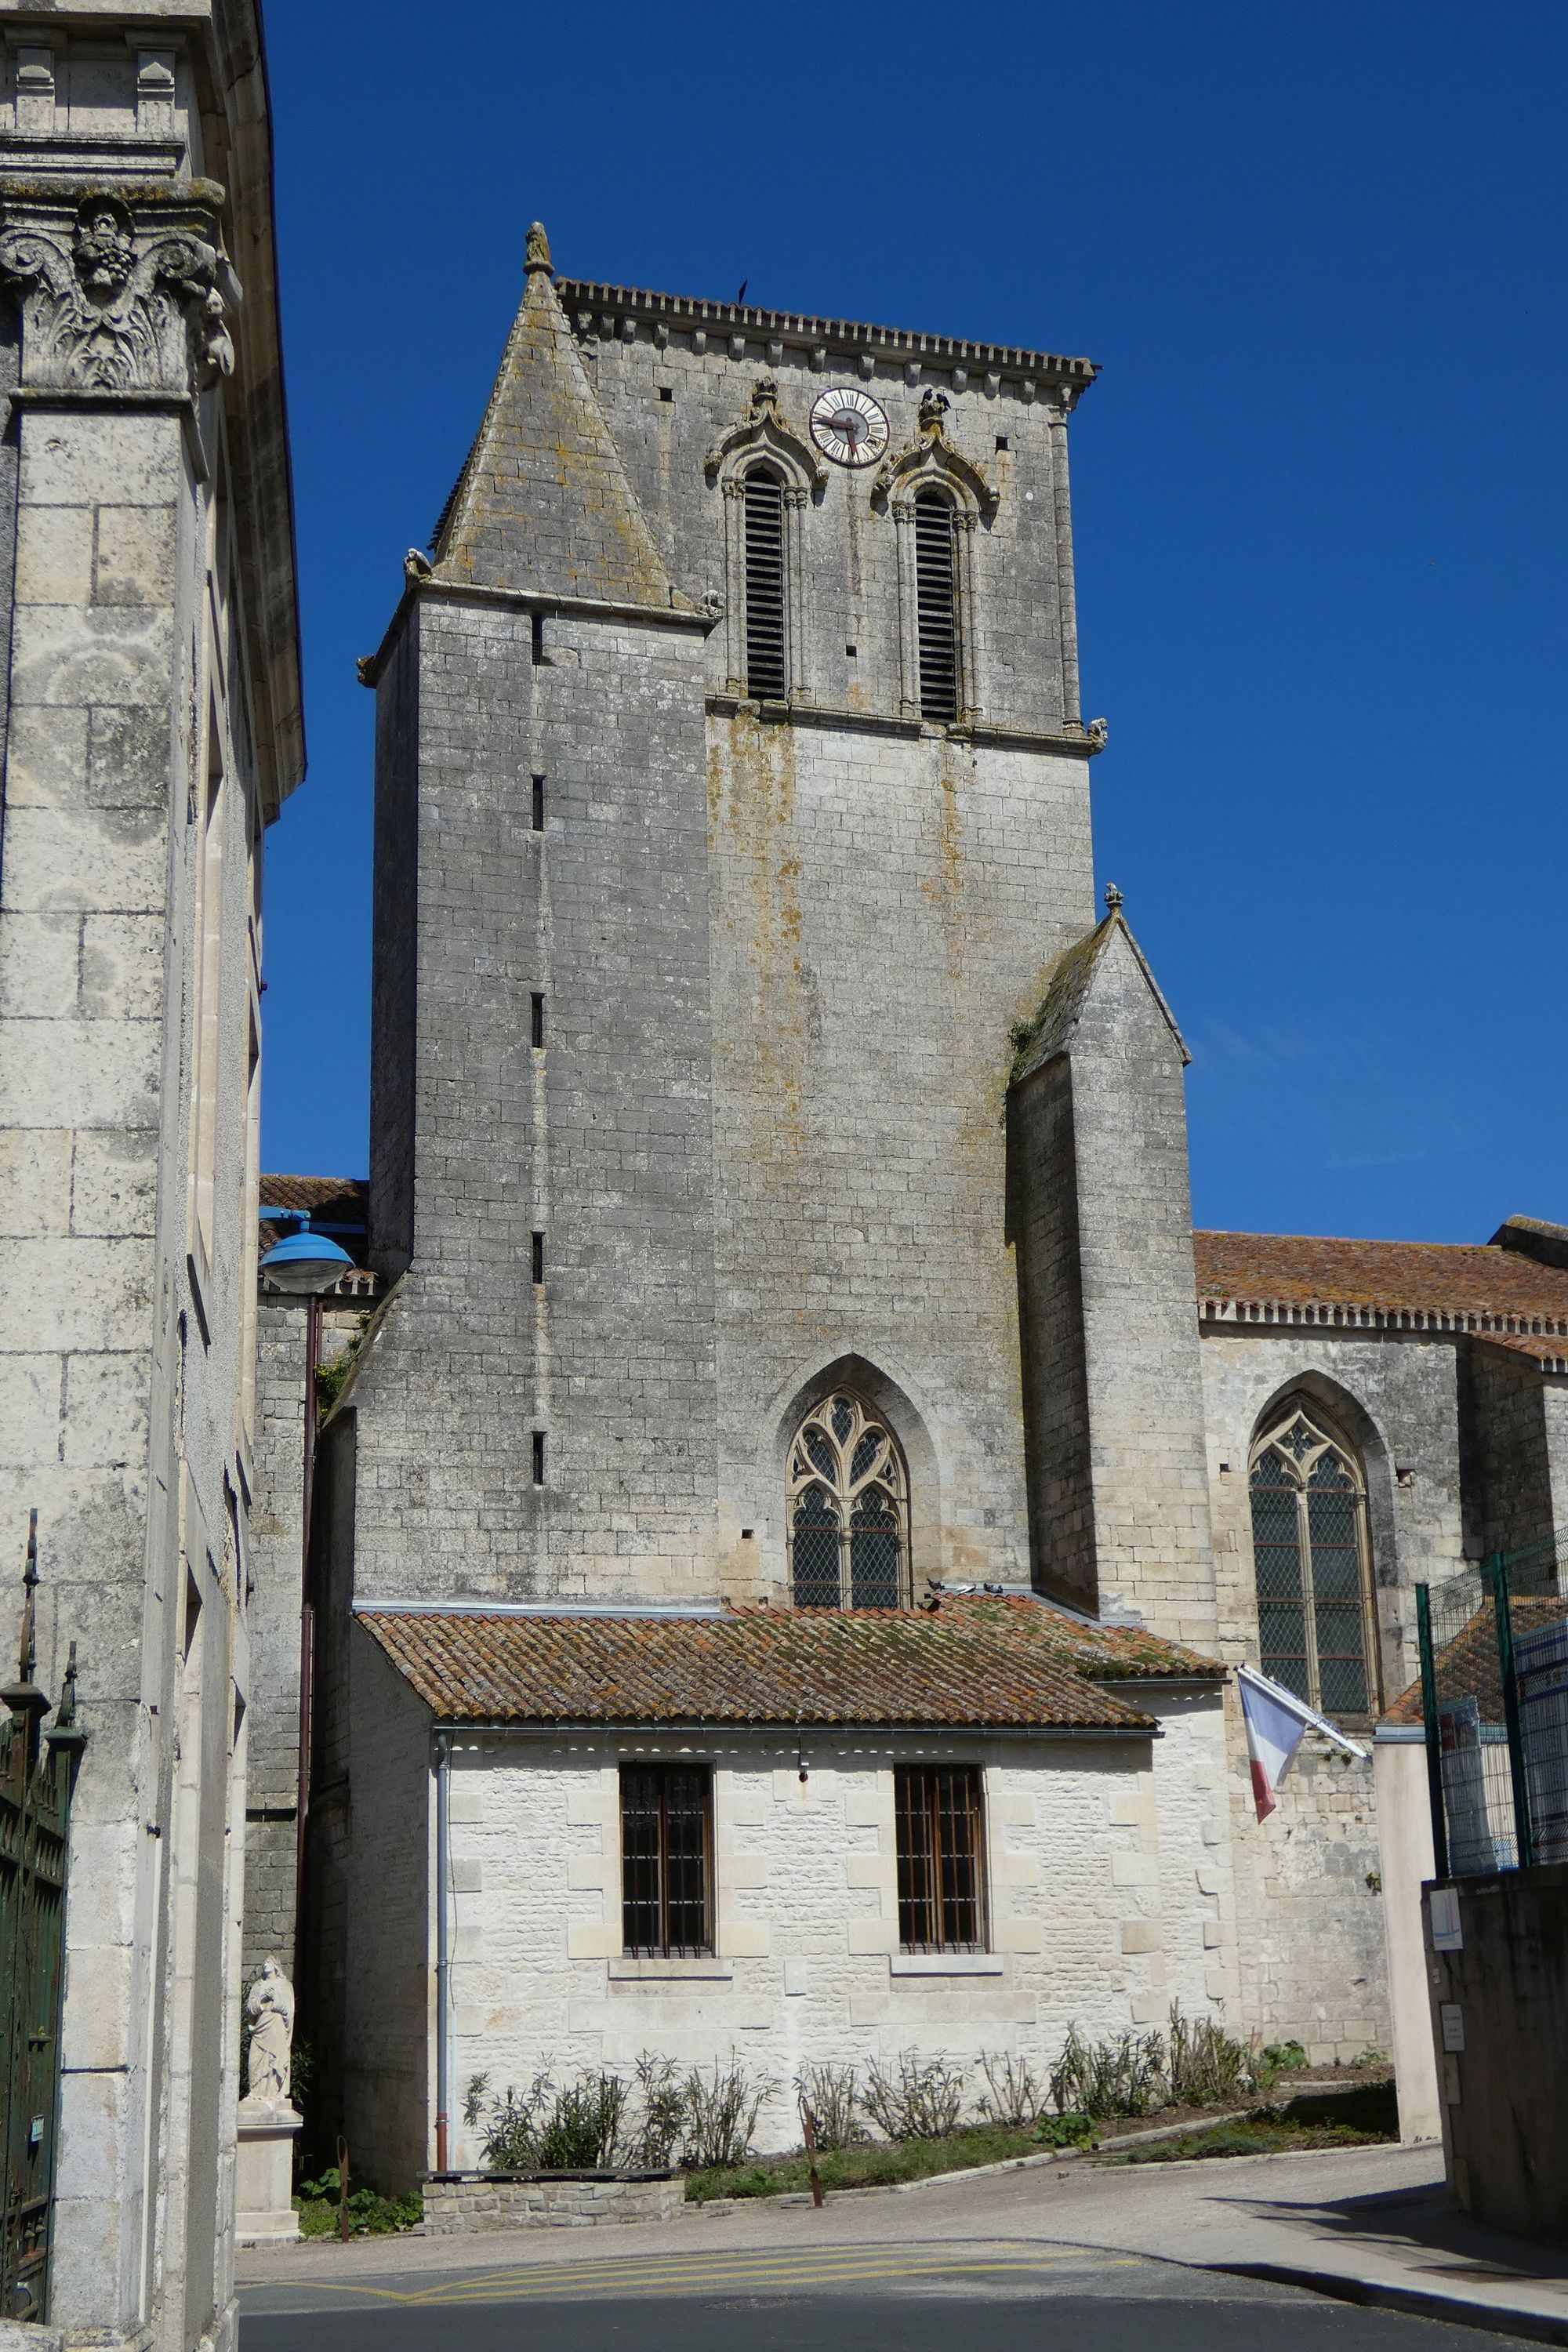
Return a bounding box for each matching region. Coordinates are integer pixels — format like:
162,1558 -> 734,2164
1249,1396 -> 1379,1719
707,376 -> 823,700
873,391 -> 995,722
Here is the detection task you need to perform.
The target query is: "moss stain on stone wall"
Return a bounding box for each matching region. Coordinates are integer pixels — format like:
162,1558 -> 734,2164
710,710 -> 806,1160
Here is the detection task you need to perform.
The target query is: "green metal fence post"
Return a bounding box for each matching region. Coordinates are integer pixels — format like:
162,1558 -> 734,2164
1415,1582 -> 1449,1882
1489,1550 -> 1536,1871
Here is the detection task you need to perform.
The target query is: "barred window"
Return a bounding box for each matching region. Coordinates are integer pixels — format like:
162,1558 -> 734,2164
1249,1405 -> 1377,1718
619,1762 -> 712,1956
913,488 -> 959,720
742,465 -> 786,699
895,1765 -> 986,1951
788,1392 -> 908,1610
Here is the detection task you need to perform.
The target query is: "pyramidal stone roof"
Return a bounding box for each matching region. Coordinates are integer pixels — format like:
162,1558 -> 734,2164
434,223 -> 692,612
1009,892 -> 1188,1087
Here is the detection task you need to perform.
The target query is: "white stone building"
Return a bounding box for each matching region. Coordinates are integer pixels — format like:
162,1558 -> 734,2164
0,4 -> 300,2343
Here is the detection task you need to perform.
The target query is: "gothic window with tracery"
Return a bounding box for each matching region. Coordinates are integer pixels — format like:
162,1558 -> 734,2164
789,1392 -> 908,1610
1249,1403 -> 1377,1717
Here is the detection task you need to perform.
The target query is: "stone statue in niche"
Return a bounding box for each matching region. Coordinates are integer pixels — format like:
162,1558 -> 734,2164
245,1958 -> 295,2107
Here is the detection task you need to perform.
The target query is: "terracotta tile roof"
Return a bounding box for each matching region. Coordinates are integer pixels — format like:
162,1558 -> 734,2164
1195,1230 -> 1568,1340
1383,1595 -> 1568,1727
1475,1331 -> 1568,1374
357,1594 -> 1220,1733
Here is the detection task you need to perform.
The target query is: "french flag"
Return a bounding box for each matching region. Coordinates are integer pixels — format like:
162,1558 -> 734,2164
1237,1664 -> 1366,1820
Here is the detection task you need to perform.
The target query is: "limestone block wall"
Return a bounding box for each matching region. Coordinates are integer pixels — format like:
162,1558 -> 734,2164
1010,927 -> 1218,1650
337,1632 -> 430,2197
704,717 -> 1094,1599
1199,1325 -> 1472,2056
1461,1339 -> 1560,1567
242,1294 -> 364,1979
398,1695 -> 1231,2180
0,17 -> 301,2343
358,593 -> 721,1604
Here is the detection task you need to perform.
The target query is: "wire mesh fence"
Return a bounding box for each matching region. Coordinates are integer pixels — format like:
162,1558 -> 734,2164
1417,1532 -> 1568,1878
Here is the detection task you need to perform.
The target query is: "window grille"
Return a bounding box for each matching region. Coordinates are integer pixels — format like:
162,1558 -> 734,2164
788,1392 -> 908,1609
742,467 -> 787,700
619,1762 -> 713,1956
895,1764 -> 985,1951
913,489 -> 959,720
1249,1405 -> 1377,1717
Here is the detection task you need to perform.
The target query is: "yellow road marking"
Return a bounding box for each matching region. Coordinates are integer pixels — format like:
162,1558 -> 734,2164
245,2247 -> 1138,2310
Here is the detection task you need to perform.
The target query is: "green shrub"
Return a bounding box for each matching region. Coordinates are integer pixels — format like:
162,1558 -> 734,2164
294,2170 -> 421,2236
862,2052 -> 967,2140
1049,2025 -> 1165,2120
794,2062 -> 867,2151
1032,2110 -> 1097,2151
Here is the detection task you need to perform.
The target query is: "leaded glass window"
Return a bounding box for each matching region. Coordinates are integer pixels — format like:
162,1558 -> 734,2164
788,1392 -> 909,1609
1249,1406 -> 1377,1718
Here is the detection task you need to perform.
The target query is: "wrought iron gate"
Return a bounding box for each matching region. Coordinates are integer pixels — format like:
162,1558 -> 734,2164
1,1515 -> 85,2325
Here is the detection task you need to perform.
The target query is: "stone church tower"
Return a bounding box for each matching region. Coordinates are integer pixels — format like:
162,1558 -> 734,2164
292,227 -> 1256,2180
341,224 -> 1214,1640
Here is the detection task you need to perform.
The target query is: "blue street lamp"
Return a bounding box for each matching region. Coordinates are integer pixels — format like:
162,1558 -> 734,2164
258,1209 -> 354,1295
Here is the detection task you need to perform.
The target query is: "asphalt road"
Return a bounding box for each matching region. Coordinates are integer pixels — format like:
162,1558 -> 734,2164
238,2236 -> 1541,2352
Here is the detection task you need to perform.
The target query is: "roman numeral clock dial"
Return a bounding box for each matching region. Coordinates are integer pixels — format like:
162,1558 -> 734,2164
810,387 -> 890,467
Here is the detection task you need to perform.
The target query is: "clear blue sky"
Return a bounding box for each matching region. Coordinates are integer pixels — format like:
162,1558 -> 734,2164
259,0 -> 1568,1242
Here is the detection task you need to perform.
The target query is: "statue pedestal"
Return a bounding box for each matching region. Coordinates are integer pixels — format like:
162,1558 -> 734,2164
236,2097 -> 302,2244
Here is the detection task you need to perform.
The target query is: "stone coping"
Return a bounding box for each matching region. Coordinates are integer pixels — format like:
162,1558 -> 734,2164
423,2167 -> 677,2185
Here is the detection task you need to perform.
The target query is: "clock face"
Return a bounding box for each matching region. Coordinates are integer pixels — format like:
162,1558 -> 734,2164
810,387 -> 890,468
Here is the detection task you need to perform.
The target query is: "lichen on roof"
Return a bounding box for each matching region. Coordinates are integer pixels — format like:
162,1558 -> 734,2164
358,1591 -> 1218,1733
1007,897 -> 1188,1087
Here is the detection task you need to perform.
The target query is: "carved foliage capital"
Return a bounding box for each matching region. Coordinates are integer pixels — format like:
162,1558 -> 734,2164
0,189 -> 241,396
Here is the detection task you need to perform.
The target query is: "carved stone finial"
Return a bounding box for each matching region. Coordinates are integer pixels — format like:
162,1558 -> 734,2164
918,387 -> 950,434
355,655 -> 377,688
403,548 -> 432,583
1104,881 -> 1123,916
749,374 -> 780,416
1086,716 -> 1109,751
524,220 -> 552,274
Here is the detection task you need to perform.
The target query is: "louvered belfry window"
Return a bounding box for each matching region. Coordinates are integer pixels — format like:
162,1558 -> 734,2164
1249,1406 -> 1376,1719
913,488 -> 960,720
620,1762 -> 713,1956
742,465 -> 787,699
896,1765 -> 986,1951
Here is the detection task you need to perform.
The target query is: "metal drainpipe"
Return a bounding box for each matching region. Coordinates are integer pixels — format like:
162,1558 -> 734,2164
434,1730 -> 451,2172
